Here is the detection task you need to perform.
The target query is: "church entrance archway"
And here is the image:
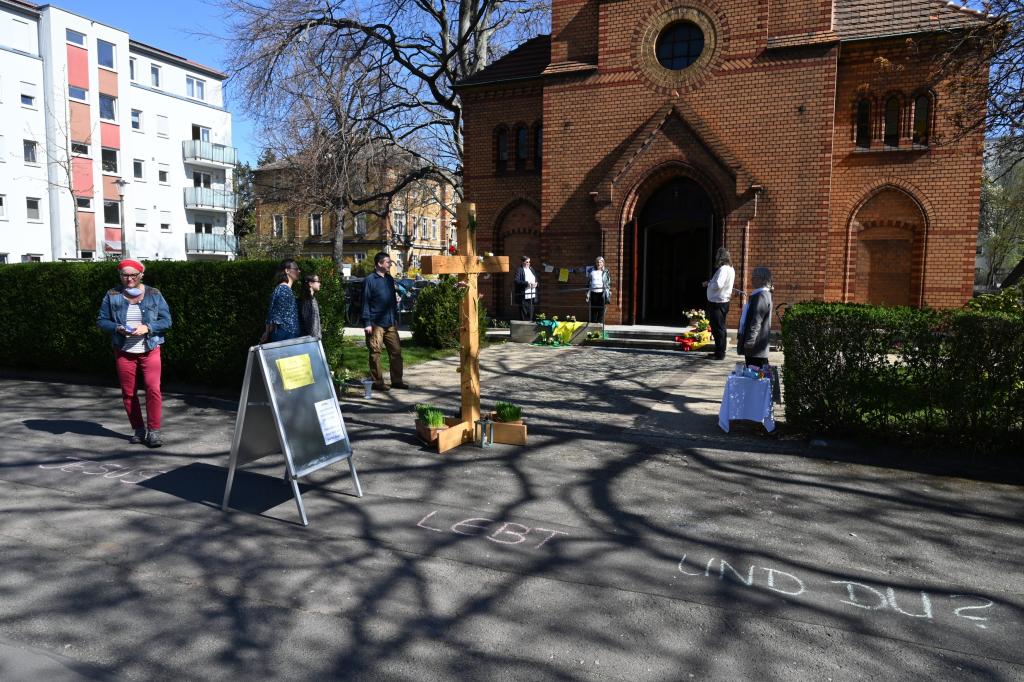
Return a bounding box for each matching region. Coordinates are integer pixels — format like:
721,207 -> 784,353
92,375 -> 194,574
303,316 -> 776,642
636,176 -> 717,324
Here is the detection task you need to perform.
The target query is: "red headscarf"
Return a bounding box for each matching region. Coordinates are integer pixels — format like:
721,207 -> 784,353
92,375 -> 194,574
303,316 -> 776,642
117,259 -> 145,273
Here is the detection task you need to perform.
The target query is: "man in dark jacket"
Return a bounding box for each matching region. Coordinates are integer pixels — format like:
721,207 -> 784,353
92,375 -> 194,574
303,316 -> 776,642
513,255 -> 538,321
362,252 -> 408,390
737,266 -> 773,367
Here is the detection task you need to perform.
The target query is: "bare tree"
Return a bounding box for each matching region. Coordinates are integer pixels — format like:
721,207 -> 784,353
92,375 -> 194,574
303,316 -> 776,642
979,164 -> 1024,286
935,1 -> 1024,173
224,0 -> 547,230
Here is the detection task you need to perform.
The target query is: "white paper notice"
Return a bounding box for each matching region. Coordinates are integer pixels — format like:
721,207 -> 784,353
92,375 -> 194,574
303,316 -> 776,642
314,399 -> 346,446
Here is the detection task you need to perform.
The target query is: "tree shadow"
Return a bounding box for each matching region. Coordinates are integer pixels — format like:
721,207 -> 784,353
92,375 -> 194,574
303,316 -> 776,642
22,419 -> 126,440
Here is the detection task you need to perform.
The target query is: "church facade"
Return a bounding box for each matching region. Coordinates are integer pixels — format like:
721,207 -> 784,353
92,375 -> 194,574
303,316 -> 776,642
458,0 -> 989,324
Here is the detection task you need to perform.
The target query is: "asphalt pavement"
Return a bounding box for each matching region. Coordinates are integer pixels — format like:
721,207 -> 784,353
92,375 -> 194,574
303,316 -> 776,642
0,343 -> 1021,680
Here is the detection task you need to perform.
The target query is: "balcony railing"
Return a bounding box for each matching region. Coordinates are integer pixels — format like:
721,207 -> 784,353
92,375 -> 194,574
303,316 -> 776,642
185,232 -> 238,254
182,140 -> 238,166
184,186 -> 237,211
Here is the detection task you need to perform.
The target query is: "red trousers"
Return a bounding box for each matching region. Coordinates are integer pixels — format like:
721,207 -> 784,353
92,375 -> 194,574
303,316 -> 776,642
115,346 -> 162,430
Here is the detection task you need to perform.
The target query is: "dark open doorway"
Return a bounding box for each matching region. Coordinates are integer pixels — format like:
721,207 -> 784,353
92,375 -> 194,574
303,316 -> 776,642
636,177 -> 717,325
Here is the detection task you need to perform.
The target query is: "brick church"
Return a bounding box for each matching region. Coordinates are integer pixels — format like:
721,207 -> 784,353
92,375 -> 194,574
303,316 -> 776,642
459,0 -> 989,324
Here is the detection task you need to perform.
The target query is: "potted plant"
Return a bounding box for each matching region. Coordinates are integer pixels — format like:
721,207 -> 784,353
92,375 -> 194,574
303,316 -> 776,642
494,400 -> 523,424
486,401 -> 528,445
415,403 -> 449,445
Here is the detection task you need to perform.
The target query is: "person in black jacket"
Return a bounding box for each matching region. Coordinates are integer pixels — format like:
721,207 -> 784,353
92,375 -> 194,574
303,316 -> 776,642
737,266 -> 773,367
362,252 -> 408,390
513,255 -> 538,321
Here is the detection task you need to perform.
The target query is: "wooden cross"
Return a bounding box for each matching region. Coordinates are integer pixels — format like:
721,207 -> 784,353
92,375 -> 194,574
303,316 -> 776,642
420,202 -> 512,453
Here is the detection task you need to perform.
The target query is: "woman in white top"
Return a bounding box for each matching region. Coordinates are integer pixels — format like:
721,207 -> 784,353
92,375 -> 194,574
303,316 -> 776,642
703,247 -> 736,360
586,256 -> 612,324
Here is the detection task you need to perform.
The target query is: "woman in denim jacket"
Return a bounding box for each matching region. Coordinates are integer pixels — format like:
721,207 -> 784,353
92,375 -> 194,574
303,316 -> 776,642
96,259 -> 173,448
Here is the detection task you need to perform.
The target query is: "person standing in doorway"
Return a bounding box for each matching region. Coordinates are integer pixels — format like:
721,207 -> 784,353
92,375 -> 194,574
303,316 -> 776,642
513,255 -> 538,321
737,266 -> 773,367
362,252 -> 408,391
260,259 -> 301,343
703,247 -> 735,360
586,256 -> 612,324
96,259 -> 173,448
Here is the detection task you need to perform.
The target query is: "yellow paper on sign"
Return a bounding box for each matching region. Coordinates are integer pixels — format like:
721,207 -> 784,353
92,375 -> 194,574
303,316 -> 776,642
276,354 -> 314,390
558,268 -> 569,283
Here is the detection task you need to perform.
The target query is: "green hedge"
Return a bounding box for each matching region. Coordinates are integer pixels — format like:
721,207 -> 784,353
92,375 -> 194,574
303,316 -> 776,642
0,259 -> 346,388
781,302 -> 1024,453
410,276 -> 487,348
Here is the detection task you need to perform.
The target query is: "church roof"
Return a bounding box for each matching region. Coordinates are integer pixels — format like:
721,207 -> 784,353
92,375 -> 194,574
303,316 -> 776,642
458,34 -> 551,88
834,0 -> 991,42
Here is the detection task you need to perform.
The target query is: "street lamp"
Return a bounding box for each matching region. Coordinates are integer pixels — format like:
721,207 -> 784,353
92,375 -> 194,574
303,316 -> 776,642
114,178 -> 129,257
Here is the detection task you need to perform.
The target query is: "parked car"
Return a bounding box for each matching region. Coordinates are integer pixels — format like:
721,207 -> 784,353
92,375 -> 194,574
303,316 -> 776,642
343,277 -> 365,326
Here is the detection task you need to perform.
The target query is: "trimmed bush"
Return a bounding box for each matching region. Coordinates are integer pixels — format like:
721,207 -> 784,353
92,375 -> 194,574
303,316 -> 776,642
410,276 -> 488,349
0,259 -> 346,388
782,302 -> 1024,453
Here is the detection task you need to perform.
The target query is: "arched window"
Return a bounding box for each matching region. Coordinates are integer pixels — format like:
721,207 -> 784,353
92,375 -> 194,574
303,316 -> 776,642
496,128 -> 508,173
912,94 -> 931,146
884,96 -> 900,148
855,99 -> 871,149
533,124 -> 542,171
515,125 -> 528,171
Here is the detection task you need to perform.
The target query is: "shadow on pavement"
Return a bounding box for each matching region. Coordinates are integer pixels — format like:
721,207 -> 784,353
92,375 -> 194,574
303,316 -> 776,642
139,462 -> 308,517
22,419 -> 126,440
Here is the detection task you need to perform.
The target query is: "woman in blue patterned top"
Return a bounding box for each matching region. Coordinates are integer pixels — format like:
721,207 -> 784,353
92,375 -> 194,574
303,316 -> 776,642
260,259 -> 301,343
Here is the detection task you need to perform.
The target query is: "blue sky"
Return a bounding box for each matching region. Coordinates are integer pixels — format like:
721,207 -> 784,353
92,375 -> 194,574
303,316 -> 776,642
46,0 -> 261,165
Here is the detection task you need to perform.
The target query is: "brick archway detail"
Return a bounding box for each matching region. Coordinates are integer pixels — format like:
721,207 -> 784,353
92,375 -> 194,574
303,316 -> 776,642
844,182 -> 931,306
491,197 -> 541,319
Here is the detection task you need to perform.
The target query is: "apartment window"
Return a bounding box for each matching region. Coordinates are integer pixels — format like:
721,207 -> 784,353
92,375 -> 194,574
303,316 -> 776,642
101,148 -> 118,173
158,164 -> 169,183
310,213 -> 323,236
76,197 -> 92,210
66,29 -> 86,46
193,171 -> 211,188
0,195 -> 5,219
160,211 -> 171,231
131,109 -> 142,130
195,222 -> 213,234
133,159 -> 145,180
97,40 -> 115,69
20,82 -> 37,108
157,115 -> 169,138
68,86 -> 88,102
272,214 -> 284,237
23,139 -> 37,164
432,218 -> 438,240
22,255 -> 42,263
99,94 -> 117,121
71,142 -> 89,156
354,214 -> 367,235
129,57 -> 136,81
26,197 -> 41,221
392,211 -> 407,236
135,208 -> 148,231
150,64 -> 161,87
0,254 -> 7,263
186,76 -> 205,100
191,125 -> 210,143
103,200 -> 120,225
80,251 -> 93,259
354,252 -> 366,263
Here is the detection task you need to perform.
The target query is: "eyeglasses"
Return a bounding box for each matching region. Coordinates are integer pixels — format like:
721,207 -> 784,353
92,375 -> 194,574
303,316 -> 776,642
120,272 -> 141,279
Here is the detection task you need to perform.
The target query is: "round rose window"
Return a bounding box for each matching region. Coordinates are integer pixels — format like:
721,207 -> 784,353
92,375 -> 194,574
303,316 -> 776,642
655,22 -> 705,71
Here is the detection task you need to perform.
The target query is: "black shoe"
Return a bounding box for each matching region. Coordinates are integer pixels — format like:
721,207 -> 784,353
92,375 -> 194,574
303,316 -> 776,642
145,429 -> 163,448
129,428 -> 147,444
391,382 -> 410,389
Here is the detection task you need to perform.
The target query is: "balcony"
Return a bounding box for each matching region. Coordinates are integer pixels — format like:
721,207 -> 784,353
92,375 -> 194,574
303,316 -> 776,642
185,232 -> 238,255
184,186 -> 237,212
182,140 -> 238,167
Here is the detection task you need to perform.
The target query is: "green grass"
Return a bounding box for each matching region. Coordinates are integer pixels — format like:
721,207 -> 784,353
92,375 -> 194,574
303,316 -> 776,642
335,336 -> 503,379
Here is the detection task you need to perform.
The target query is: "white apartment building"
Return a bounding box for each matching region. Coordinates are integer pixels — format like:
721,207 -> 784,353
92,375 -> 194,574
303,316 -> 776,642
0,0 -> 50,264
0,0 -> 236,263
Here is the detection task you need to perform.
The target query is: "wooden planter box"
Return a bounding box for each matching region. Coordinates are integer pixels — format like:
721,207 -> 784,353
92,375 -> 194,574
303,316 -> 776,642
415,419 -> 448,446
485,412 -> 528,445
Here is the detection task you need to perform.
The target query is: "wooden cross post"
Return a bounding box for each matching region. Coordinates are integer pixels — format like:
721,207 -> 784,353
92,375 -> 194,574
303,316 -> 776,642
420,202 -> 510,453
